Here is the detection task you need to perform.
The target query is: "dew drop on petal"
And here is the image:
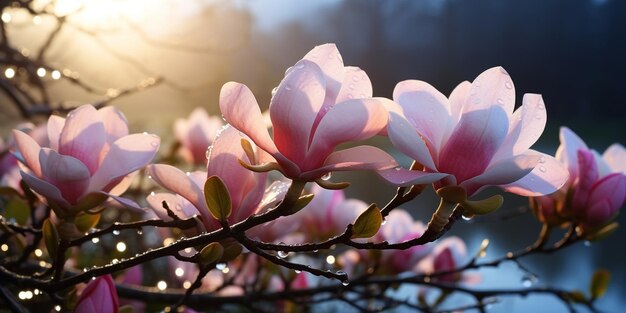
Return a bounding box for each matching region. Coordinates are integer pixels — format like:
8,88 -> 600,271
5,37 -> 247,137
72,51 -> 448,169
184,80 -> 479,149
271,87 -> 278,97
352,76 -> 359,82
285,85 -> 292,91
347,94 -> 353,99
381,218 -> 387,226
348,83 -> 355,90
539,156 -> 546,163
294,63 -> 305,70
497,98 -> 505,105
295,270 -> 301,274
505,81 -> 513,89
539,166 -> 546,173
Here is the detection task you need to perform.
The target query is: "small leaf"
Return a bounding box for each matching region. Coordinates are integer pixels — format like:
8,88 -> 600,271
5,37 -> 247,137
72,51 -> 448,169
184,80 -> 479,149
43,219 -> 59,259
198,242 -> 224,265
220,239 -> 243,262
567,290 -> 587,303
4,198 -> 30,225
351,204 -> 382,239
585,222 -> 619,242
462,195 -> 504,215
75,212 -> 101,234
288,194 -> 314,214
71,192 -> 109,215
204,176 -> 232,222
590,269 -> 610,299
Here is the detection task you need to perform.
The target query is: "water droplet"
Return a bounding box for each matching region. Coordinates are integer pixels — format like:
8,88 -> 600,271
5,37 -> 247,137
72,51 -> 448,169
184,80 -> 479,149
505,81 -> 513,89
285,85 -> 292,91
336,270 -> 346,276
284,66 -> 293,76
342,280 -> 350,286
352,76 -> 359,82
475,80 -> 482,87
394,167 -> 401,171
216,263 -> 227,270
539,166 -> 546,173
277,250 -> 288,259
462,215 -> 473,221
137,230 -> 143,235
113,230 -> 120,236
539,156 -> 546,163
381,219 -> 387,226
497,98 -> 505,105
521,274 -> 538,287
151,141 -> 159,148
294,63 -> 305,70
321,172 -> 332,181
295,270 -> 301,274
537,101 -> 545,109
271,87 -> 278,96
348,83 -> 355,90
347,94 -> 354,99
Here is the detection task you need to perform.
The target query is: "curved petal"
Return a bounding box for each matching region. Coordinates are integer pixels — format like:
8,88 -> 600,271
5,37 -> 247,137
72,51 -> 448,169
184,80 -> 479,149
59,104 -> 106,174
270,59 -> 326,165
103,193 -> 143,212
47,115 -> 65,151
393,80 -> 451,152
387,112 -> 436,171
439,106 -> 509,184
20,170 -> 71,209
146,192 -> 186,221
12,130 -> 42,176
146,164 -> 211,227
492,94 -> 547,163
305,98 -> 390,170
301,145 -> 398,180
554,127 -> 588,182
75,275 -> 118,313
503,152 -> 569,197
460,151 -> 542,196
40,148 -> 90,204
603,143 -> 626,174
378,167 -> 449,187
448,81 -> 471,124
588,173 -> 626,217
571,149 -> 599,215
98,106 -> 129,142
89,133 -> 160,193
336,66 -> 372,103
303,43 -> 344,106
464,67 -> 515,116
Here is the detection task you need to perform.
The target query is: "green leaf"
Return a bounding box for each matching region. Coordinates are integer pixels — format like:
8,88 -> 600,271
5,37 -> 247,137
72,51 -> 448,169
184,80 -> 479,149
0,186 -> 22,198
198,242 -> 224,265
75,212 -> 101,234
119,305 -> 134,313
4,198 -> 30,225
288,194 -> 314,214
567,290 -> 587,303
590,269 -> 610,299
71,192 -> 108,215
462,195 -> 504,215
220,239 -> 243,262
585,222 -> 619,242
43,219 -> 59,259
204,176 -> 231,222
351,204 -> 382,239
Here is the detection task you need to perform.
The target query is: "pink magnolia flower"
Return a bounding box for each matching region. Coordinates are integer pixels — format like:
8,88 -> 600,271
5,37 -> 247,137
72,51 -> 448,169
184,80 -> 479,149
375,210 -> 432,274
174,107 -> 224,165
75,275 -> 119,313
385,67 -> 568,197
12,105 -> 160,215
219,43 -> 399,181
417,237 -> 477,284
147,125 -> 267,231
535,127 -> 626,227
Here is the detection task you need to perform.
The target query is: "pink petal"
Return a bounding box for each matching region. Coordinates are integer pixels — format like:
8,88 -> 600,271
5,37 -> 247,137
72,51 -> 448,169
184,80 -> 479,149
571,149 -> 598,216
393,80 -> 451,152
329,198 -> 367,235
89,133 -> 160,193
146,192 -> 186,221
336,66 -> 372,103
378,167 -> 449,187
554,127 -> 588,182
503,152 -> 569,197
303,43 -> 344,106
146,164 -> 212,229
207,126 -> 266,223
492,94 -> 547,163
438,106 -> 509,184
603,143 -> 626,174
464,67 -> 516,116
75,275 -> 119,313
39,148 -> 90,204
301,145 -> 398,180
98,106 -> 129,142
12,130 -> 42,176
20,170 -> 71,209
382,210 -> 416,243
587,173 -> 626,223
448,81 -> 471,124
305,98 -> 390,170
58,105 -> 106,174
460,151 -> 542,196
102,193 -> 143,212
270,59 -> 326,165
387,112 -> 436,171
47,115 -> 65,151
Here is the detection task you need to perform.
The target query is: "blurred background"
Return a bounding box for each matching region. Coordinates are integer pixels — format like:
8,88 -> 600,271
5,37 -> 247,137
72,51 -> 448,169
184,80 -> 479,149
0,0 -> 624,312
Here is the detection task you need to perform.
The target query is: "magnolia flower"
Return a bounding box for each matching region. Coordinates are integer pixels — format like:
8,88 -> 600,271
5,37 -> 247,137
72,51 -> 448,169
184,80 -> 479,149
174,107 -> 224,165
12,105 -> 160,215
74,275 -> 119,313
147,125 -> 267,231
417,237 -> 477,284
219,43 -> 399,182
385,67 -> 568,198
534,127 -> 626,228
375,210 -> 432,274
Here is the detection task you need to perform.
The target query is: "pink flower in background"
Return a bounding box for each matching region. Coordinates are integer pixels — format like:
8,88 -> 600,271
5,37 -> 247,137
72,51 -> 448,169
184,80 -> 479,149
147,125 -> 267,230
535,127 -> 626,227
385,67 -> 568,196
74,275 -> 119,313
12,105 -> 160,214
174,107 -> 224,165
220,43 -> 399,181
417,237 -> 477,284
